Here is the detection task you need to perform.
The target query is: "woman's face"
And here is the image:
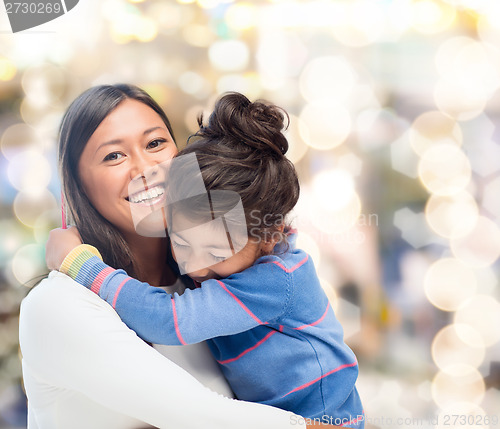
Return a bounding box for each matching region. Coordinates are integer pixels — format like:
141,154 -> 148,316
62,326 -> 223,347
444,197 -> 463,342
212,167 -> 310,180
79,99 -> 178,238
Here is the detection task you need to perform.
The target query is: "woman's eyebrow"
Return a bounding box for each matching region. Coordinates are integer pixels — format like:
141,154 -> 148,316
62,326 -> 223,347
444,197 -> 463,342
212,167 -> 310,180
94,139 -> 122,156
143,126 -> 166,136
94,127 -> 168,155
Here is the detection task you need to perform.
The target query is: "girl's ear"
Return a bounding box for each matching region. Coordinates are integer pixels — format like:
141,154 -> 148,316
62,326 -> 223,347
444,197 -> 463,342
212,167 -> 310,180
259,224 -> 285,255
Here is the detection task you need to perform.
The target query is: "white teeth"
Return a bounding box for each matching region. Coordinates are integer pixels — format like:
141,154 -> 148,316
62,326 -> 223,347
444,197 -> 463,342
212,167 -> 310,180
129,186 -> 164,204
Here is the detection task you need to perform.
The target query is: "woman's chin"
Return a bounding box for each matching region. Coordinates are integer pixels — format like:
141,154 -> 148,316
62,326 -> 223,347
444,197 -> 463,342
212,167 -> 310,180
133,209 -> 168,238
129,193 -> 169,237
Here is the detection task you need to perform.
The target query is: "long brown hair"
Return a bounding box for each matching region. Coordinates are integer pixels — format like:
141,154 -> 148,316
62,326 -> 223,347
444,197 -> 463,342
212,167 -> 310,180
59,84 -> 176,277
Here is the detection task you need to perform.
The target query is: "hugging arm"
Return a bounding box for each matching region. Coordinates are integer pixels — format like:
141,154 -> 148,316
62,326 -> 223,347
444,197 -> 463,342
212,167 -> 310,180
19,274 -> 305,429
60,246 -> 290,345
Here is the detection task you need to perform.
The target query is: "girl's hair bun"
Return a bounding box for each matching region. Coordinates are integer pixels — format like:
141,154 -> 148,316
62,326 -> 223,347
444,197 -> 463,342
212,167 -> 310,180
197,92 -> 289,157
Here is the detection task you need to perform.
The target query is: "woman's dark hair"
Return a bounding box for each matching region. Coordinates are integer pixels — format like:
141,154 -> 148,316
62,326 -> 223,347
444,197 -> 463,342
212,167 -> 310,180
59,84 -> 176,277
172,92 -> 300,249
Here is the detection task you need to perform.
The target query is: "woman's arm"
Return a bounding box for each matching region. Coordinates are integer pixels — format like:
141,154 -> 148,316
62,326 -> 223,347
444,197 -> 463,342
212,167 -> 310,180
20,272 -> 311,429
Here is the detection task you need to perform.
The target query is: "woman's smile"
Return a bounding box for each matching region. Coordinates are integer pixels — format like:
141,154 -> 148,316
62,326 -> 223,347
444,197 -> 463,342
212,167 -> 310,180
127,184 -> 165,205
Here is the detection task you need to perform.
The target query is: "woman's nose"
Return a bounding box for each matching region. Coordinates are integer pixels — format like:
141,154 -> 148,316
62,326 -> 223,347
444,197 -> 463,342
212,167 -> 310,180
129,155 -> 160,181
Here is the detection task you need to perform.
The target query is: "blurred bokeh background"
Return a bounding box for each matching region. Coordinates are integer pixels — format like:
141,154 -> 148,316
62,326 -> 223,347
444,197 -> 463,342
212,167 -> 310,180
1,0 -> 500,427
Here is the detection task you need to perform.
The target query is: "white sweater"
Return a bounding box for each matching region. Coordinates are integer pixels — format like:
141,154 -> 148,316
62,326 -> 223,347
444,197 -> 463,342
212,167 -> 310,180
19,271 -> 304,429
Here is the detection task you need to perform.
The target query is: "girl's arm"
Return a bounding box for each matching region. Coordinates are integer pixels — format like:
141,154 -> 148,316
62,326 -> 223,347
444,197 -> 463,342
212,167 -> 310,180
20,273 -> 313,429
59,245 -> 291,345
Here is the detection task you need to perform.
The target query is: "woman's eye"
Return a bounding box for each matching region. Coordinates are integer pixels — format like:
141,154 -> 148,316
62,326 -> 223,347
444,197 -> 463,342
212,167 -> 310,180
147,139 -> 166,149
103,152 -> 124,162
172,241 -> 187,249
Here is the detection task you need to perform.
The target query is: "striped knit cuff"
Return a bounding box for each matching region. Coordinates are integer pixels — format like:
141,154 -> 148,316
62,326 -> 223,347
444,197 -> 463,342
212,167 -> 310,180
60,244 -> 103,278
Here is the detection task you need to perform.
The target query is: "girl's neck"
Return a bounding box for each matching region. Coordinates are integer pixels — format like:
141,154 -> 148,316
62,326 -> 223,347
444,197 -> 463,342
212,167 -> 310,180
124,235 -> 175,286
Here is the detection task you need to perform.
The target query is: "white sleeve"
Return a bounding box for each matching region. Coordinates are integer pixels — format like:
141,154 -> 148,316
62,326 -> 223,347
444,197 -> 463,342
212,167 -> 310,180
19,272 -> 304,429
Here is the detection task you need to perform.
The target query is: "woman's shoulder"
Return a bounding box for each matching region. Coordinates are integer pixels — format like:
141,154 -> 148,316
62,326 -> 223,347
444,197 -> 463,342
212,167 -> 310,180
21,271 -> 107,313
20,271 -> 117,339
19,271 -> 124,368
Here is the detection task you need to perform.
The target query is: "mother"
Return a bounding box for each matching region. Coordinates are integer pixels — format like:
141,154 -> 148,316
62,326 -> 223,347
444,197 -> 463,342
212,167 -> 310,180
19,84 -> 334,429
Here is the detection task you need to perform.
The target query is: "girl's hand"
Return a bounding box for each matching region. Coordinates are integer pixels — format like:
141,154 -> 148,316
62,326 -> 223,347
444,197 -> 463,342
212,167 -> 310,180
45,226 -> 83,270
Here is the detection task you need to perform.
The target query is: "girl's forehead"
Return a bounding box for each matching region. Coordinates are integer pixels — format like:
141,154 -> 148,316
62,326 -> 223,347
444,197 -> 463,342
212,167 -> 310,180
171,210 -> 226,239
174,219 -> 228,245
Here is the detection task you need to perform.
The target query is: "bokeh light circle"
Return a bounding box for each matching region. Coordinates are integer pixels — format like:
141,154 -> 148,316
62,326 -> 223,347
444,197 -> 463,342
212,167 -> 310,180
425,191 -> 478,239
454,295 -> 500,346
432,366 -> 485,409
450,216 -> 500,268
310,192 -> 362,234
434,36 -> 493,121
136,17 -> 159,43
436,36 -> 475,78
477,6 -> 500,47
431,324 -> 485,373
299,56 -> 355,104
182,24 -> 215,47
299,103 -> 351,150
33,208 -> 61,244
7,151 -> 52,192
20,97 -> 64,128
424,258 -> 476,312
283,114 -> 308,164
411,0 -> 456,34
178,71 -> 209,97
1,124 -> 37,161
454,42 -> 500,96
225,2 -> 257,31
436,37 -> 500,97
434,78 -> 488,121
312,170 -> 355,213
418,143 -> 471,196
0,220 -> 26,260
13,189 -> 58,228
331,0 -> 385,47
11,244 -> 47,286
0,57 -> 17,81
409,111 -> 462,157
22,64 -> 67,108
209,40 -> 250,72
452,323 -> 485,349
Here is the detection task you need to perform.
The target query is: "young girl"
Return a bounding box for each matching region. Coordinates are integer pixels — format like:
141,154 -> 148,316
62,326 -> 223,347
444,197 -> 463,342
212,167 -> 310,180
48,93 -> 364,427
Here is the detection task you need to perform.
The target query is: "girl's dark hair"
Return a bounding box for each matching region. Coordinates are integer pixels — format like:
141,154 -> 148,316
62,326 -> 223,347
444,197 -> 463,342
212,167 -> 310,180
175,92 -> 300,247
59,84 -> 176,277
